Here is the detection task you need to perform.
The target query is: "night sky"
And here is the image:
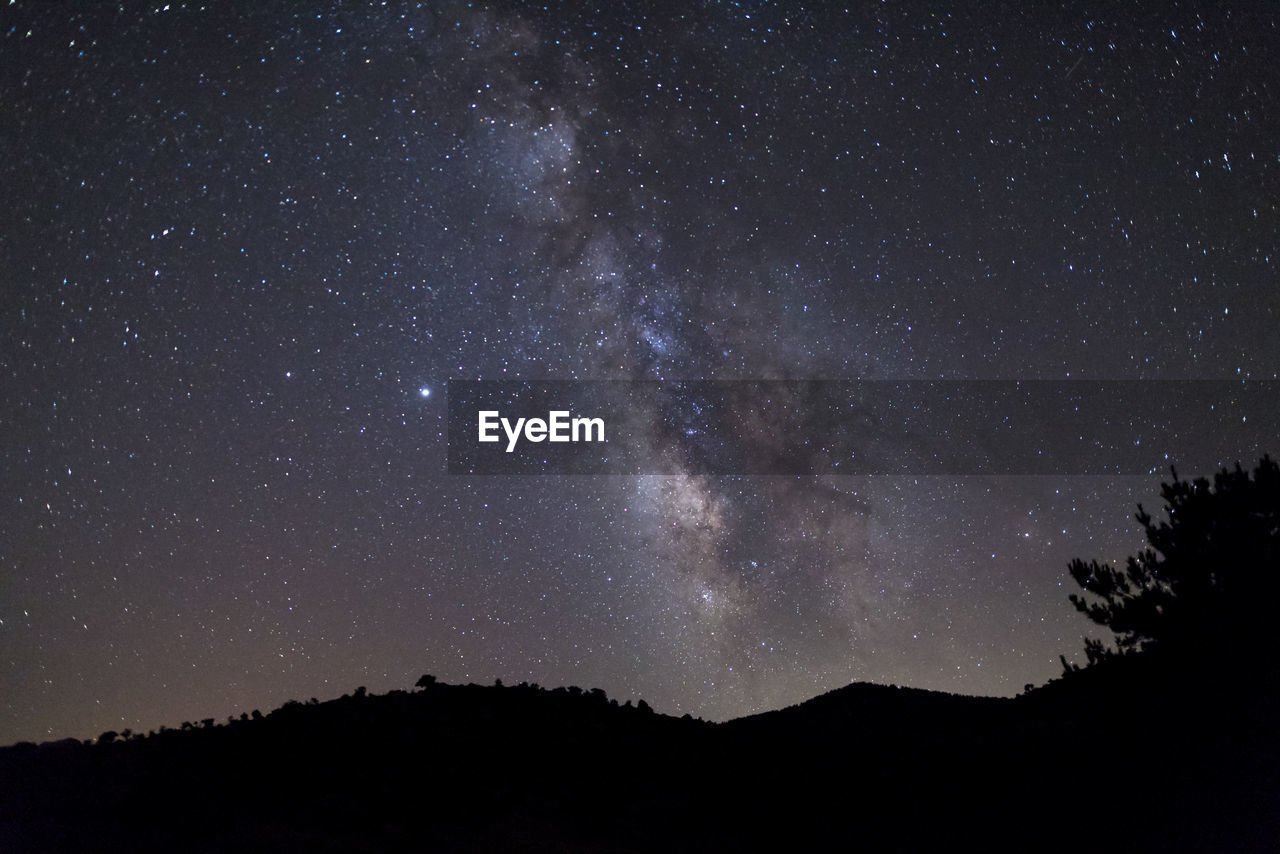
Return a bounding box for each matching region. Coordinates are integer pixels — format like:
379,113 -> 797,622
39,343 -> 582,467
3,1 -> 1277,746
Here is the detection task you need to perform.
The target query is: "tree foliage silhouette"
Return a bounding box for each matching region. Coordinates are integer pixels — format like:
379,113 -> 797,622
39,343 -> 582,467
1066,456 -> 1280,676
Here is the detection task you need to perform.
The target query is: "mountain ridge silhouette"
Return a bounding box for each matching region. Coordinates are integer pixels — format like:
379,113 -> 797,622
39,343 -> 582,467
2,671 -> 1276,852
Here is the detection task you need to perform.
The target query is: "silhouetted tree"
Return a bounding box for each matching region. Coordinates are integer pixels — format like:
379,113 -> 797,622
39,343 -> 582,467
415,674 -> 437,689
1066,457 -> 1280,678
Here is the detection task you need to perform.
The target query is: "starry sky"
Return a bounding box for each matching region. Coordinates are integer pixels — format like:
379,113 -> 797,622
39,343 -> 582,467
2,1 -> 1277,746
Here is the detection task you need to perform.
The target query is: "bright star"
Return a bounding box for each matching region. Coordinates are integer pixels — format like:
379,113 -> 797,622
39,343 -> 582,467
419,387 -> 431,398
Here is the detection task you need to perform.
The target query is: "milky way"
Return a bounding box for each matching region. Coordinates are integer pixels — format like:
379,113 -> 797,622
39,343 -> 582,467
2,2 -> 1277,744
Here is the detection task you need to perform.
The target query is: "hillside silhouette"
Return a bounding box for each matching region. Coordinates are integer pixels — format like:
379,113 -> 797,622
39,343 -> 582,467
6,461 -> 1280,851
2,671 -> 1276,852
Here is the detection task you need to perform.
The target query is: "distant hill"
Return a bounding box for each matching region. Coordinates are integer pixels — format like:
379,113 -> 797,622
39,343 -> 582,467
726,680 -> 1009,731
1,673 -> 1276,852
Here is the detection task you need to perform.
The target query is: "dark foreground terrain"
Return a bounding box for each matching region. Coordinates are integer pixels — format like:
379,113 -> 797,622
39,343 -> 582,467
2,663 -> 1277,852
